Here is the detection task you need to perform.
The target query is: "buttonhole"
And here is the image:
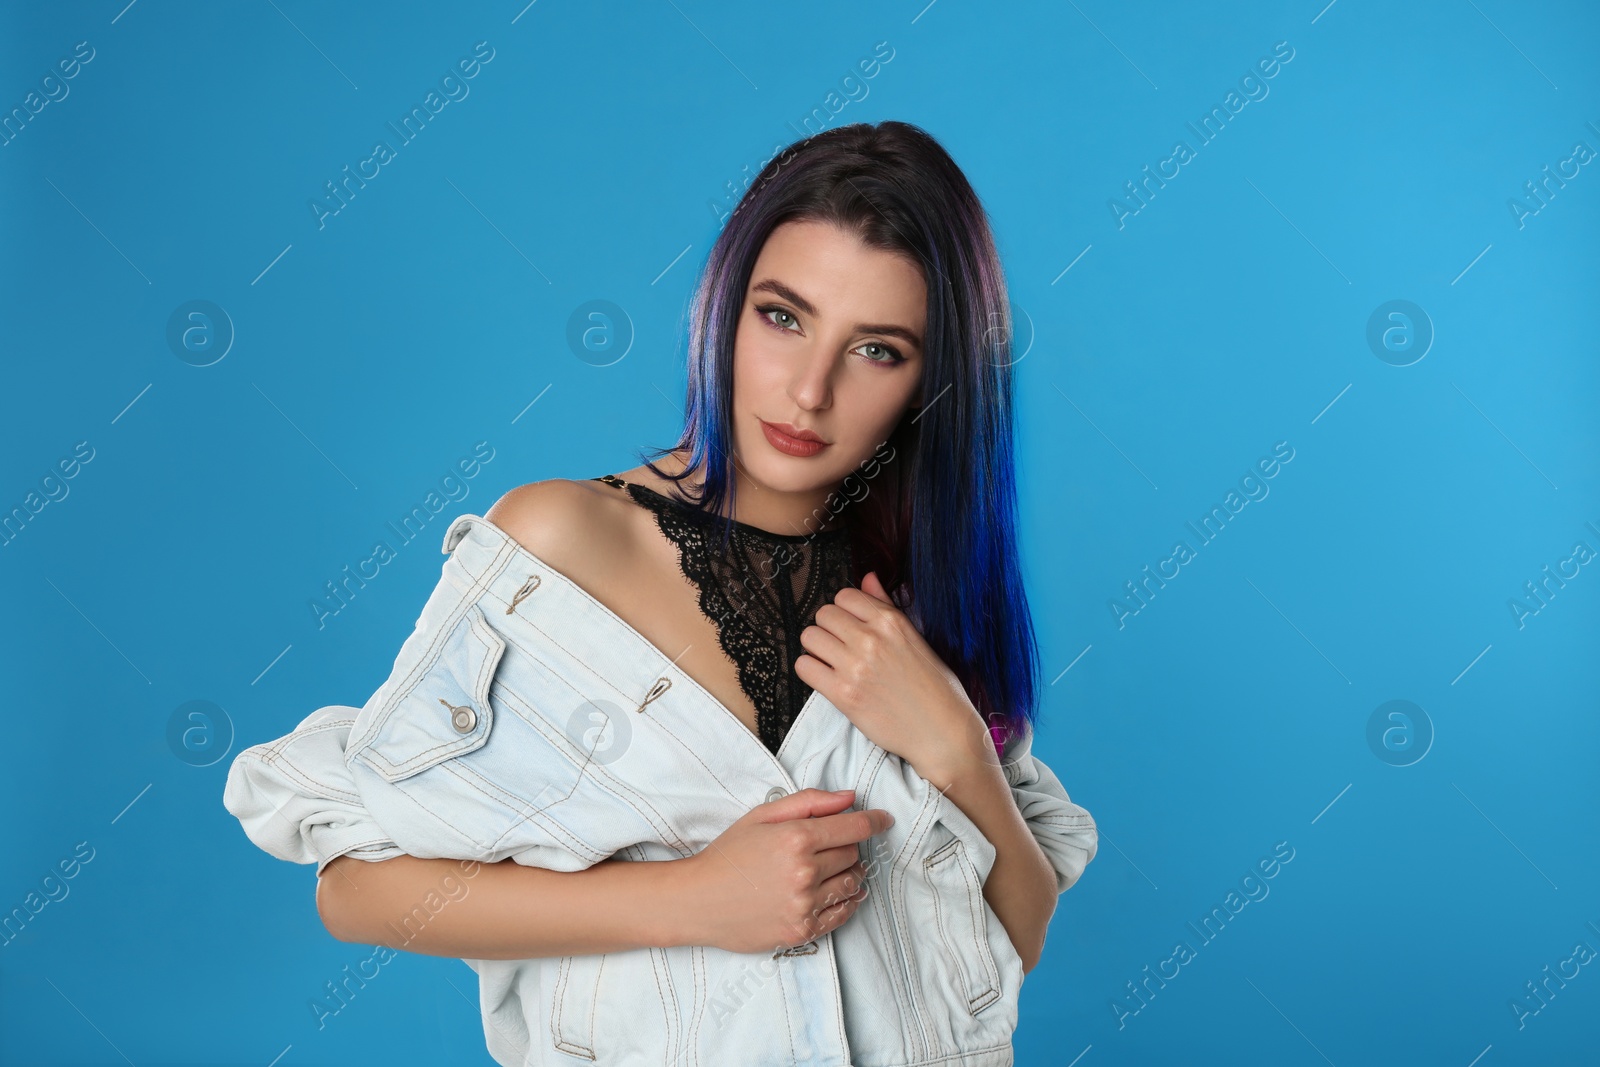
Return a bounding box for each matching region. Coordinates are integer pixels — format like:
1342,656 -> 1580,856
506,573 -> 542,614
635,676 -> 672,714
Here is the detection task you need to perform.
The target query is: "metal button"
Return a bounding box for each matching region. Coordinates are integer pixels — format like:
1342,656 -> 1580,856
764,786 -> 788,803
449,703 -> 477,734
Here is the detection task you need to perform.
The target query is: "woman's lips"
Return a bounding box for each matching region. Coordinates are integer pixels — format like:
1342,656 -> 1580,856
760,419 -> 829,457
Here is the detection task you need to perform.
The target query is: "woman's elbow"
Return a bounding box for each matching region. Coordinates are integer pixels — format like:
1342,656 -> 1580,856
1018,935 -> 1044,975
1018,896 -> 1057,974
315,856 -> 364,942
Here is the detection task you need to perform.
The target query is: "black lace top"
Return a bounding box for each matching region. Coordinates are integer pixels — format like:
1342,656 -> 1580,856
590,473 -> 854,755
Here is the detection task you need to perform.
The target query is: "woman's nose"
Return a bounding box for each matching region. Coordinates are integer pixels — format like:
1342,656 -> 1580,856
788,349 -> 835,408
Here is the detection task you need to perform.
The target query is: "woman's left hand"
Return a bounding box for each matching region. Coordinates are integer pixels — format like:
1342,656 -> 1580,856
795,571 -> 998,780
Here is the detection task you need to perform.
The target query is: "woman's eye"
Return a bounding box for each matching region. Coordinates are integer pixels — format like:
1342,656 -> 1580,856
757,305 -> 800,332
857,342 -> 903,365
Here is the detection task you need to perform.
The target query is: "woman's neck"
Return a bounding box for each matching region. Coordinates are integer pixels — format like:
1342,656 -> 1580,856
639,451 -> 844,538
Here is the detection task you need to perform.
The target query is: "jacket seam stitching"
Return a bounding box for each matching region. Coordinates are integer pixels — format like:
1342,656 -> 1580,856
771,946 -> 799,1067
687,944 -> 705,1067
888,780 -> 941,1061
483,673 -> 685,855
848,750 -> 906,1051
647,942 -> 678,1056
855,751 -> 918,1048
447,757 -> 608,863
240,746 -> 360,803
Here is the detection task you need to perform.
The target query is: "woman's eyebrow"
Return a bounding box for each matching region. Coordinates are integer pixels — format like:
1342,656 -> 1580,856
750,278 -> 923,349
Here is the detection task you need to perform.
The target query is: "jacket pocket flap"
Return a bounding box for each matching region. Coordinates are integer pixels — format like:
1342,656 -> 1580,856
354,603 -> 506,783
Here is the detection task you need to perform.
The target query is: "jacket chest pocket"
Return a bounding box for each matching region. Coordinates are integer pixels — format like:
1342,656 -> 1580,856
551,953 -> 606,1059
921,836 -> 1003,1015
356,602 -> 504,783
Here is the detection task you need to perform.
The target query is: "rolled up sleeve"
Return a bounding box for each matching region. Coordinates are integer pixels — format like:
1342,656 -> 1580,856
223,704 -> 406,877
1000,726 -> 1098,894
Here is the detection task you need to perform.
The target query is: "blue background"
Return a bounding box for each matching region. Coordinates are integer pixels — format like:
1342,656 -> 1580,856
2,1 -> 1597,1064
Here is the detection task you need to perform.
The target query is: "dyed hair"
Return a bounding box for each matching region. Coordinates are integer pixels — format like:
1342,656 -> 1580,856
637,120 -> 1039,753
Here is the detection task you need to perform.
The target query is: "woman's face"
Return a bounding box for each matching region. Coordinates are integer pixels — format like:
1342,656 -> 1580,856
728,218 -> 926,514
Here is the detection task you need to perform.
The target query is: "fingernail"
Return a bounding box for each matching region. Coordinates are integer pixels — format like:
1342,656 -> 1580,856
832,788 -> 854,796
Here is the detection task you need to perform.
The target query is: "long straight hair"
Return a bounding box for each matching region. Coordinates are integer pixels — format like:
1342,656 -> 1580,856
637,120 -> 1039,752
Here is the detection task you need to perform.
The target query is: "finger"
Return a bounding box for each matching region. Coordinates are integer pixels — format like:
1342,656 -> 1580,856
752,787 -> 857,824
817,877 -> 869,928
815,862 -> 869,912
792,652 -> 829,689
811,842 -> 866,883
797,624 -> 850,668
860,571 -> 894,605
812,601 -> 874,641
806,806 -> 895,851
797,874 -> 868,942
820,592 -> 883,627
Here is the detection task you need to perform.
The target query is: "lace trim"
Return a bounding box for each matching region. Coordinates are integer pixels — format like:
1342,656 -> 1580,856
591,474 -> 854,754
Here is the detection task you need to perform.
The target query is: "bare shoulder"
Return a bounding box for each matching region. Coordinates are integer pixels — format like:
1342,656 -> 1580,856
483,477 -> 635,575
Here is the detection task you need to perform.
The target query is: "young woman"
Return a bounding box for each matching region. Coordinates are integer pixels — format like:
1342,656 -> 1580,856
226,120 -> 1097,1065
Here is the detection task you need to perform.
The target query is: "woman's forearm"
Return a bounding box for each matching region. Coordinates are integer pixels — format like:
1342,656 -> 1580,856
316,853 -> 696,960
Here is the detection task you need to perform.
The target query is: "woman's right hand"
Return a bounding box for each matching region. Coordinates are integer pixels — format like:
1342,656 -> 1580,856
676,788 -> 895,955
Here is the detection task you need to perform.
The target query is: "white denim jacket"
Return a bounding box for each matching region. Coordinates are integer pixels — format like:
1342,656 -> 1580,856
223,512 -> 1098,1066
